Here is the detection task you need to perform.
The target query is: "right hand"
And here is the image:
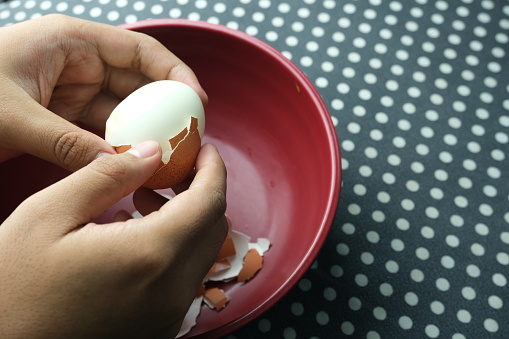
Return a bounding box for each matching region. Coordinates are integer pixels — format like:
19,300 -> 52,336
0,143 -> 228,339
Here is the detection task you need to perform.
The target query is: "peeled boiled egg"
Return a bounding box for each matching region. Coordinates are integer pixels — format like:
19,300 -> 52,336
105,80 -> 205,189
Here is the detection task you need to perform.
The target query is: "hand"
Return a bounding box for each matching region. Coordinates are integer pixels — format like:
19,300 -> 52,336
0,14 -> 207,171
0,143 -> 228,339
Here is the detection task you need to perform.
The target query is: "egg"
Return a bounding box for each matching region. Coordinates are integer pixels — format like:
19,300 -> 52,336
105,80 -> 205,189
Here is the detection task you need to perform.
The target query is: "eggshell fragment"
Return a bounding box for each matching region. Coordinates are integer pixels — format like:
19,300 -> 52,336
206,230 -> 250,282
105,80 -> 205,189
203,288 -> 228,311
207,259 -> 231,275
176,295 -> 203,338
215,233 -> 236,261
248,238 -> 271,255
237,248 -> 264,282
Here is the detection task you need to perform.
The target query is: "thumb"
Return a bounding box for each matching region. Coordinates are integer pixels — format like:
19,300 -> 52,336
14,140 -> 161,234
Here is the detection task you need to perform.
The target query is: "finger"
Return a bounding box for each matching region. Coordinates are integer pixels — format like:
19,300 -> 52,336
70,16 -> 209,105
0,87 -> 115,172
49,67 -> 152,128
16,140 -> 162,233
142,144 -> 228,249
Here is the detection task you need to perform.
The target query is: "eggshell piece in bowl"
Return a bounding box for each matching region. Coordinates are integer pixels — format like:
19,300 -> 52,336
237,249 -> 263,283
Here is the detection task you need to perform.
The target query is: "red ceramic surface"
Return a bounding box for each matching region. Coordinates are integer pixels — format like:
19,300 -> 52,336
0,20 -> 341,338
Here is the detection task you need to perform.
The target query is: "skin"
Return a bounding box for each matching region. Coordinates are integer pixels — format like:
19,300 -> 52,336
0,14 -> 228,339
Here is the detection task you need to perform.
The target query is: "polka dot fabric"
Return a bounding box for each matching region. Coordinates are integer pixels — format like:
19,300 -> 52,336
1,0 -> 508,338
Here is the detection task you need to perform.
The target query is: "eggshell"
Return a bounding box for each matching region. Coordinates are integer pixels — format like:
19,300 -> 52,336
105,80 -> 204,189
237,248 -> 264,282
207,230 -> 250,282
176,295 -> 203,338
215,233 -> 236,261
203,288 -> 228,311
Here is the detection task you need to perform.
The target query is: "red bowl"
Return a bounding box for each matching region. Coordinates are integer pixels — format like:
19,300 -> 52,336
0,20 -> 341,338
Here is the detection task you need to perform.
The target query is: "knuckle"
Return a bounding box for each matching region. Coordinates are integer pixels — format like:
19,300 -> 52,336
53,130 -> 90,171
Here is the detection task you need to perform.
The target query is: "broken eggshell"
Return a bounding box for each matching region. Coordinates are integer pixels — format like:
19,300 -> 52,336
105,80 -> 205,189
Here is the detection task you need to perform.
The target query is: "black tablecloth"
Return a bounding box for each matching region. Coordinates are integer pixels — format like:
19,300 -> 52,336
1,1 -> 508,338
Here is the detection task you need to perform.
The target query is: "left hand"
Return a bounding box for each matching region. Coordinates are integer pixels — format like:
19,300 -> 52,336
0,14 -> 208,171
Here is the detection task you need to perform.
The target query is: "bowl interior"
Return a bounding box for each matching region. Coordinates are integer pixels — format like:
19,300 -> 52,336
0,20 -> 340,338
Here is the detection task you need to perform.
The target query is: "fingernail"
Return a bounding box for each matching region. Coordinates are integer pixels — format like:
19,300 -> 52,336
126,140 -> 160,158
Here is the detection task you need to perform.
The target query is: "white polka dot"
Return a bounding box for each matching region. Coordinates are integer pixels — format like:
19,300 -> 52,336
391,239 -> 405,252
399,316 -> 413,330
353,37 -> 366,48
373,306 -> 387,320
449,215 -> 464,227
316,311 -> 329,325
436,277 -> 450,291
445,235 -> 460,247
188,12 -> 201,21
471,243 -> 485,256
441,256 -> 455,269
169,8 -> 182,18
361,252 -> 375,265
359,165 -> 373,177
497,252 -> 509,266
466,264 -> 481,278
283,327 -> 296,339
355,274 -> 368,287
388,154 -> 401,166
341,321 -> 355,335
475,223 -> 488,236
430,188 -> 444,200
416,247 -> 430,260
377,191 -> 391,203
348,297 -> 362,310
367,231 -> 380,243
258,318 -> 271,332
488,295 -> 503,309
484,318 -> 499,333
115,0 -> 128,7
265,31 -> 278,41
124,14 -> 137,23
342,223 -> 355,235
367,331 -> 381,339
382,172 -> 396,185
430,301 -> 445,315
233,7 -> 245,17
454,196 -> 468,208
461,287 -> 476,300
107,10 -> 120,21
487,166 -> 501,179
252,11 -> 265,22
385,260 -> 399,273
291,302 -> 304,316
297,7 -> 310,18
405,292 -> 419,306
336,243 -> 350,256
411,269 -> 425,282
330,265 -> 344,278
492,273 -> 507,287
72,4 -> 85,15
379,282 -> 393,296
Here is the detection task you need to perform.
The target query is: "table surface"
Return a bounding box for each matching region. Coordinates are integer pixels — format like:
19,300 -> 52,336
1,1 -> 508,338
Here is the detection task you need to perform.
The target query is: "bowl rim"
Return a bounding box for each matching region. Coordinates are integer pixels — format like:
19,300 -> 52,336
120,18 -> 342,338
